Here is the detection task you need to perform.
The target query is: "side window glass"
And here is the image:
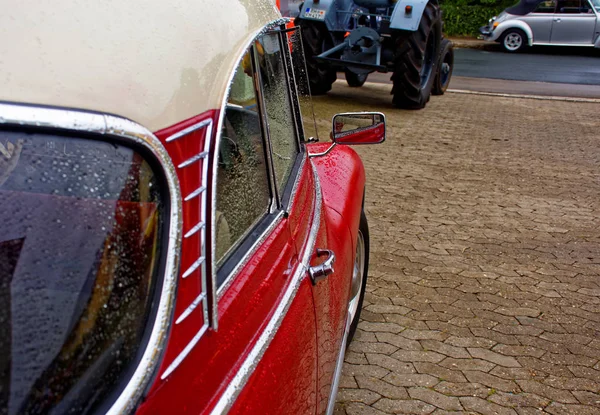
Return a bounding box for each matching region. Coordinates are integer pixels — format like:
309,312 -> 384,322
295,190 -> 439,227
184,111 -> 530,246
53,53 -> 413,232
581,0 -> 594,12
255,32 -> 299,198
215,51 -> 271,267
533,0 -> 557,12
557,0 -> 583,12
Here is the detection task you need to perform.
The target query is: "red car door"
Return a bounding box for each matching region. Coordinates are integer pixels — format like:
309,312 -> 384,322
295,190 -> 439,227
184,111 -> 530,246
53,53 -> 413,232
138,33 -> 319,414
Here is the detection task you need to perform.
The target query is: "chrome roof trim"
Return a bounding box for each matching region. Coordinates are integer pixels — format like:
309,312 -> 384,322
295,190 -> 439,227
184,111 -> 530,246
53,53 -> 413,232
166,119 -> 212,142
0,102 -> 183,415
210,163 -> 322,414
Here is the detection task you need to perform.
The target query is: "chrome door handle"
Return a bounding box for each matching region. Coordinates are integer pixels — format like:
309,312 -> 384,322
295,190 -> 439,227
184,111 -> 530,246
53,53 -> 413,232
554,18 -> 561,22
308,249 -> 336,285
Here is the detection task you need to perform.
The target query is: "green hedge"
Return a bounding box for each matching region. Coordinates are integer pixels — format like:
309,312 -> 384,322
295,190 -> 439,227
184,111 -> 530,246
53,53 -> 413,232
441,0 -> 517,36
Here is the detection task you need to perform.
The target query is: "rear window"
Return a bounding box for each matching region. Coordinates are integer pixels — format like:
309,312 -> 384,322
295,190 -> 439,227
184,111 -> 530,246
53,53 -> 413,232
0,130 -> 167,414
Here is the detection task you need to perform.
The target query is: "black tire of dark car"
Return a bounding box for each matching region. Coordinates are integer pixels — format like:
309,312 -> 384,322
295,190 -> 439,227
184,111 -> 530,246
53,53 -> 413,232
294,19 -> 337,95
432,38 -> 454,96
345,70 -> 368,87
390,2 -> 442,109
500,28 -> 527,53
347,209 -> 370,346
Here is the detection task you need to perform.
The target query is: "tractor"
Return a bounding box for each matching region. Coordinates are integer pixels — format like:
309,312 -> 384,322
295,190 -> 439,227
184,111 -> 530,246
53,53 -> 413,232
291,0 -> 454,109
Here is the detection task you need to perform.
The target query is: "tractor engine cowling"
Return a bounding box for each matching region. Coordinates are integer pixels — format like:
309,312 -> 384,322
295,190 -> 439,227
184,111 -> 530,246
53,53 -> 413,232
353,0 -> 395,8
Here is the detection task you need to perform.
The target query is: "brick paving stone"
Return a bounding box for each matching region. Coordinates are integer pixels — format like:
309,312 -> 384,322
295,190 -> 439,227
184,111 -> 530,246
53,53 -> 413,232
373,398 -> 436,414
360,322 -> 406,334
541,376 -> 600,392
489,366 -> 538,381
344,402 -> 389,415
391,350 -> 446,363
459,397 -> 518,415
337,388 -> 382,405
439,357 -> 496,373
487,392 -> 550,409
492,344 -> 545,359
425,321 -> 474,338
349,341 -> 398,355
572,390 -> 600,406
414,362 -> 467,383
344,363 -> 390,379
463,370 -> 520,393
468,348 -> 521,367
434,381 -> 491,399
355,376 -> 410,400
470,328 -> 520,345
445,336 -> 496,349
383,373 -> 440,388
495,307 -> 541,317
420,340 -> 471,359
375,332 -> 422,350
545,402 -> 598,415
340,375 -> 359,389
408,387 -> 463,411
346,351 -> 370,365
516,380 -> 578,403
365,353 -> 416,374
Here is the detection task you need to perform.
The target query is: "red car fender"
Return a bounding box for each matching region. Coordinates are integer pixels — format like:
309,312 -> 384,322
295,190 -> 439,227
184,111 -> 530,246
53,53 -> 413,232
309,143 -> 366,251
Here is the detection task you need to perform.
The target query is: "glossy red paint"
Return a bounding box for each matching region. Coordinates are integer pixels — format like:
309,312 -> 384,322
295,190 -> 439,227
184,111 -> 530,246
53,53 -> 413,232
335,123 -> 385,145
138,113 -> 322,415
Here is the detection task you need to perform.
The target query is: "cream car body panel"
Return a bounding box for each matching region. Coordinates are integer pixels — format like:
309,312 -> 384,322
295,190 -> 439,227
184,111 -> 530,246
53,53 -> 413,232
0,0 -> 280,131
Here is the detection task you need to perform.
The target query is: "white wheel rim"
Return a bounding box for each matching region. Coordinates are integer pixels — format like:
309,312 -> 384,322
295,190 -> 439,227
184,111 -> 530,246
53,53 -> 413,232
504,33 -> 522,51
348,230 -> 365,323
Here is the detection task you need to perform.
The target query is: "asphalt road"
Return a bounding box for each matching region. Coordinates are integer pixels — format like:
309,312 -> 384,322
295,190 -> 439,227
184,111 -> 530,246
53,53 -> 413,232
454,48 -> 600,86
352,46 -> 600,98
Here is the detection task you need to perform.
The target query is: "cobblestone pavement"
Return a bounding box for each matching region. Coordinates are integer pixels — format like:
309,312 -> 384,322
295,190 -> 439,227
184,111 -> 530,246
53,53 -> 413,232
312,82 -> 600,415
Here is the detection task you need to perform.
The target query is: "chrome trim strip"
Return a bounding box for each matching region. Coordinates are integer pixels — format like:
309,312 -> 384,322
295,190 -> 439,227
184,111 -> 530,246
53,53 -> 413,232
178,151 -> 208,169
210,163 -> 322,415
184,185 -> 206,201
184,221 -> 205,239
175,292 -> 206,325
326,316 -> 352,415
160,323 -> 209,380
211,18 -> 292,320
165,119 -> 212,143
309,142 -> 336,158
0,102 -> 183,415
182,256 -> 205,279
532,42 -> 595,47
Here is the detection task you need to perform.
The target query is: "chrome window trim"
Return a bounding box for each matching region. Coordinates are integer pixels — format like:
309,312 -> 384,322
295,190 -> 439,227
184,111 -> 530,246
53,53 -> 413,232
210,18 -> 299,304
210,163 -> 322,415
0,102 -> 183,415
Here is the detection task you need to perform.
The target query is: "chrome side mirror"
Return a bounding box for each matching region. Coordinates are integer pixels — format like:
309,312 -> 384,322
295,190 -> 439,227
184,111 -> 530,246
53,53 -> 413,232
332,112 -> 386,145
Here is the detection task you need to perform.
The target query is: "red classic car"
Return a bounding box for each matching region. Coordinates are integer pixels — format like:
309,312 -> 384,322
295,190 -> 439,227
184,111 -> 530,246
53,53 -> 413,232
0,1 -> 385,414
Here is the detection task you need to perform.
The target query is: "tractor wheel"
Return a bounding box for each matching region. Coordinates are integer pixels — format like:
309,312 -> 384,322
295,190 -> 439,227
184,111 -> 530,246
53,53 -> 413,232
390,2 -> 442,109
295,19 -> 337,95
345,70 -> 368,87
432,39 -> 454,95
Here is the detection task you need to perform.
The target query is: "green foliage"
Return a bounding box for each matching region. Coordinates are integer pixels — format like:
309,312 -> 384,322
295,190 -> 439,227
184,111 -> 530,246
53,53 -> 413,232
440,0 -> 516,36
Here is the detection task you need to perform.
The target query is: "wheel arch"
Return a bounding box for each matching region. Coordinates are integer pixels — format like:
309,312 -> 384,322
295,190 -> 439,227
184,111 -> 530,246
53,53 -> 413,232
492,21 -> 533,46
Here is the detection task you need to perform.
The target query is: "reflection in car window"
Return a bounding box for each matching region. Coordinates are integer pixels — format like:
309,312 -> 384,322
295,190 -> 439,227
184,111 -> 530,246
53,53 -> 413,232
557,0 -> 584,12
0,132 -> 165,414
256,32 -> 299,198
533,0 -> 557,12
215,51 -> 271,268
591,0 -> 600,10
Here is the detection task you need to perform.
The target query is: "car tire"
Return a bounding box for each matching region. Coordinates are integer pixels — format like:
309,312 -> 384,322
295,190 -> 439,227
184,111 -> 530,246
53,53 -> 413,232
390,2 -> 442,109
347,209 -> 370,346
500,29 -> 527,53
432,39 -> 454,96
294,19 -> 337,95
345,70 -> 368,87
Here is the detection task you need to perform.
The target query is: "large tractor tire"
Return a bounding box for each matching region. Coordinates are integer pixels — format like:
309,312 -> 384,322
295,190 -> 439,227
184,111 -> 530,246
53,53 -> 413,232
345,70 -> 368,87
295,19 -> 337,95
432,38 -> 454,95
391,3 -> 442,109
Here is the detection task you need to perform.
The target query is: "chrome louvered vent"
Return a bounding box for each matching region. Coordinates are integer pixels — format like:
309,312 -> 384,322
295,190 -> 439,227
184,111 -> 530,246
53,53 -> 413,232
161,118 -> 213,380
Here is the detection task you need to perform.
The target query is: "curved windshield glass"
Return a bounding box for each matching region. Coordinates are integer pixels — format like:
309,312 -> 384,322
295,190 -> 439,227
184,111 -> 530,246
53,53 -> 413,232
0,131 -> 166,414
